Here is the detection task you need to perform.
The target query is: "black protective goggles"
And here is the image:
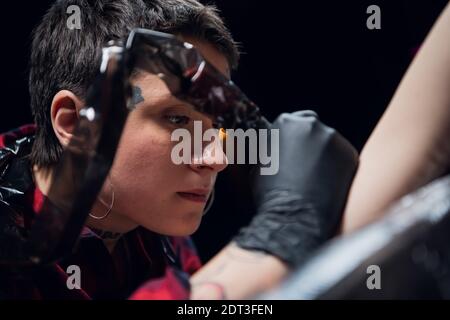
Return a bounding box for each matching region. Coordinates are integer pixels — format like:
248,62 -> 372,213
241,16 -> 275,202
124,28 -> 267,129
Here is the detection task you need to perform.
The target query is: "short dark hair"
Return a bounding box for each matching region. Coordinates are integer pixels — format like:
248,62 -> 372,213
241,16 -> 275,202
29,0 -> 239,168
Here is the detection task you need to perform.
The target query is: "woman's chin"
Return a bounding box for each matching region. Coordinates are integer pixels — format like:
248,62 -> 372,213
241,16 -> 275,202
144,212 -> 203,237
174,214 -> 203,236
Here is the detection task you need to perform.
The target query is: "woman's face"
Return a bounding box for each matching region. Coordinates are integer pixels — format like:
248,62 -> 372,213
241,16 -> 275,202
93,37 -> 229,236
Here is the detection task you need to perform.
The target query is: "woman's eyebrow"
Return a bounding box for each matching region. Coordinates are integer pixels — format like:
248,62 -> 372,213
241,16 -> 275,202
131,87 -> 179,109
163,99 -> 215,124
136,88 -> 214,123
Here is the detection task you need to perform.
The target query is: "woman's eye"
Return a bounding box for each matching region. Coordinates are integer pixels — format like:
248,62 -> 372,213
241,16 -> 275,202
165,115 -> 191,126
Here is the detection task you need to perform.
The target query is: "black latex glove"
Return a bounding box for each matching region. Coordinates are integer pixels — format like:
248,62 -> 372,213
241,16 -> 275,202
233,110 -> 358,267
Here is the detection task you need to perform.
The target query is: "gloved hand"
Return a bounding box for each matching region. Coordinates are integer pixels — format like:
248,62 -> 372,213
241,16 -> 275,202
233,110 -> 358,267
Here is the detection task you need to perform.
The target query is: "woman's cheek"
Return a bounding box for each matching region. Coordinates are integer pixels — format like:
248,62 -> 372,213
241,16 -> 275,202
112,129 -> 176,198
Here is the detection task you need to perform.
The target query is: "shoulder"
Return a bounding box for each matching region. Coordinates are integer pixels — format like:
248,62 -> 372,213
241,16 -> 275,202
0,124 -> 36,149
0,125 -> 39,261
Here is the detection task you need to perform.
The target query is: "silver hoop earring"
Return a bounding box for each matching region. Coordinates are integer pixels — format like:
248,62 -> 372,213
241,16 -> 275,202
89,179 -> 115,220
203,188 -> 215,216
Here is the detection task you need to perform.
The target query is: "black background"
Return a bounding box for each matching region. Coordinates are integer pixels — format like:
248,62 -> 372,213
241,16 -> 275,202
1,0 -> 448,261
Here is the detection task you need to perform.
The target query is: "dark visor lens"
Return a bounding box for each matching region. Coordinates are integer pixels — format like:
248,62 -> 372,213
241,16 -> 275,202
126,29 -> 267,129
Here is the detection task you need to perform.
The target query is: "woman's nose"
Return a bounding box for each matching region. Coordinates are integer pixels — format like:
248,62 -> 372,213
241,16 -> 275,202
189,130 -> 228,173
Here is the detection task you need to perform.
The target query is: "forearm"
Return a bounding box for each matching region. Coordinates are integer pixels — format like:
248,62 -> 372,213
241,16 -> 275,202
190,243 -> 289,300
342,3 -> 450,233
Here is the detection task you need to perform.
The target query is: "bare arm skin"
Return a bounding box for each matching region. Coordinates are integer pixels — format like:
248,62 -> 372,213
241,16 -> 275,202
190,243 -> 288,299
342,3 -> 450,233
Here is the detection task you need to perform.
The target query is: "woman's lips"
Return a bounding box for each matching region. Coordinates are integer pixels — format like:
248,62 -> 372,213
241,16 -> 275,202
177,190 -> 209,203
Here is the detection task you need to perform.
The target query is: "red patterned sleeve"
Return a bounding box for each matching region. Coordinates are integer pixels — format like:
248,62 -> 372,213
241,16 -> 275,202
128,236 -> 202,300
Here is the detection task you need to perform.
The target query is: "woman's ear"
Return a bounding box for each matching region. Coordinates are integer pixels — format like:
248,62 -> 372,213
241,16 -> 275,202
50,90 -> 84,147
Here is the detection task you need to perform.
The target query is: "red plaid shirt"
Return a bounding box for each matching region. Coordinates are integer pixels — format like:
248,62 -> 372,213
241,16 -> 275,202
0,125 -> 202,299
